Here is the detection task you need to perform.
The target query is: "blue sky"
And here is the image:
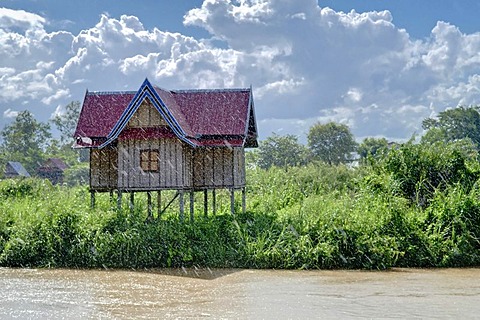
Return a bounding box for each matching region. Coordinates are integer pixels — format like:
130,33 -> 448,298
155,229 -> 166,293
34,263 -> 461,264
1,0 -> 480,142
321,0 -> 480,39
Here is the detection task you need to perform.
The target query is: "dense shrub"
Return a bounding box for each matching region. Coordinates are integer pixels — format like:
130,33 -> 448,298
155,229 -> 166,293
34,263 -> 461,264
369,140 -> 480,207
1,140 -> 480,270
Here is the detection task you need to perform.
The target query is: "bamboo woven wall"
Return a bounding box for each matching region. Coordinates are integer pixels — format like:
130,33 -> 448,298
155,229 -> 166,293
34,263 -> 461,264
191,147 -> 245,189
117,138 -> 187,190
90,146 -> 118,190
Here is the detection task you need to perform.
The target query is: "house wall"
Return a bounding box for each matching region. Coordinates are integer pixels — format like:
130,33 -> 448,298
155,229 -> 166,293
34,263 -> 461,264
90,146 -> 118,191
117,138 -> 189,191
116,140 -> 246,191
190,147 -> 246,189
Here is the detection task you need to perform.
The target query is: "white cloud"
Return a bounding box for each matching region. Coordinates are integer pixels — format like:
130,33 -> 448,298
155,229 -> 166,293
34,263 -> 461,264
3,108 -> 18,118
0,7 -> 45,30
0,1 -> 480,143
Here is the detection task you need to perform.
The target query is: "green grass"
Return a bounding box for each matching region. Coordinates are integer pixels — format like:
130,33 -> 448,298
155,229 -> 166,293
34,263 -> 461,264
1,146 -> 480,270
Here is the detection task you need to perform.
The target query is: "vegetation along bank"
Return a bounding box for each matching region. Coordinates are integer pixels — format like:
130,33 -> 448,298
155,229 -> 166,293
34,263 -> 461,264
1,104 -> 480,269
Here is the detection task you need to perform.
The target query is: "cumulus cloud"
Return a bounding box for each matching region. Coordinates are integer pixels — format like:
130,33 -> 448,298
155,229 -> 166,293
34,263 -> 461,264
184,0 -> 480,140
3,108 -> 18,118
0,7 -> 45,30
1,0 -> 480,143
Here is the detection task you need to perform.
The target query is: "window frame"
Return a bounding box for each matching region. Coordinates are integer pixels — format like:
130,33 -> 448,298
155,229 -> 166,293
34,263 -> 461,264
140,149 -> 159,172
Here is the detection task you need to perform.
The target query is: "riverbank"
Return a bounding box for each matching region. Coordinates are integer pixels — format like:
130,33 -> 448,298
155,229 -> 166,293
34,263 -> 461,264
1,148 -> 479,270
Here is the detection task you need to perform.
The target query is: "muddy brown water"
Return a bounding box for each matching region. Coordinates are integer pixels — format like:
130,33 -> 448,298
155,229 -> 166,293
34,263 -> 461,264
0,267 -> 479,319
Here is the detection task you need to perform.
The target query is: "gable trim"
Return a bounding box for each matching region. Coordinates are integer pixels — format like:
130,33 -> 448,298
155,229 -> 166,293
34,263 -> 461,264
99,79 -> 197,148
243,86 -> 258,147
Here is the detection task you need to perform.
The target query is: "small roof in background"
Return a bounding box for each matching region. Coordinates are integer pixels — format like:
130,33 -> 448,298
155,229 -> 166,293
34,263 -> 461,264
38,158 -> 69,171
5,161 -> 30,177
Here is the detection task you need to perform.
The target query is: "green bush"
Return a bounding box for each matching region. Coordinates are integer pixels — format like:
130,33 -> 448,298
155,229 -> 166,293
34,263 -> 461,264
64,163 -> 89,186
1,144 -> 480,270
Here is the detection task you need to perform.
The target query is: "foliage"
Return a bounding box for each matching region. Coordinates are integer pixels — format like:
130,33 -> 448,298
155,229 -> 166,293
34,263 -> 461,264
307,122 -> 357,165
371,140 -> 479,207
51,101 -> 81,145
358,137 -> 389,163
0,111 -> 52,174
64,163 -> 90,186
423,185 -> 480,267
255,133 -> 309,169
2,141 -> 480,270
422,105 -> 480,148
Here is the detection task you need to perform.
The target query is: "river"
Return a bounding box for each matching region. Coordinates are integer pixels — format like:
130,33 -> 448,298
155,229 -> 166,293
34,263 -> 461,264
0,267 -> 479,319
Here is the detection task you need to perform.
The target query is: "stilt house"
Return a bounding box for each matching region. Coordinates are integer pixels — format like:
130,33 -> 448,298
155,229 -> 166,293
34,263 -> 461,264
73,79 -> 258,218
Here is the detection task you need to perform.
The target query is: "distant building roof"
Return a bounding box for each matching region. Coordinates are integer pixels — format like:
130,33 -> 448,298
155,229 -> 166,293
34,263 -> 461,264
73,79 -> 258,148
37,158 -> 69,172
5,161 -> 30,177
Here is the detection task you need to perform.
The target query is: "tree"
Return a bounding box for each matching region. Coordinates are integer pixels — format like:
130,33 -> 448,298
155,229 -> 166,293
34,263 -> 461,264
307,122 -> 357,165
51,101 -> 81,144
422,106 -> 480,148
50,100 -> 87,164
0,110 -> 52,174
358,137 -> 389,162
256,133 -> 309,169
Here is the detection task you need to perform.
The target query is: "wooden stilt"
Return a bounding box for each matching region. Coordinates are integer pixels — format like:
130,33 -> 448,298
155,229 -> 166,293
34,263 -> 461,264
179,190 -> 184,222
190,190 -> 195,222
204,190 -> 208,217
157,191 -> 162,219
212,189 -> 216,215
230,188 -> 235,215
129,192 -> 135,213
242,187 -> 246,214
147,192 -> 153,220
117,190 -> 122,211
90,190 -> 95,209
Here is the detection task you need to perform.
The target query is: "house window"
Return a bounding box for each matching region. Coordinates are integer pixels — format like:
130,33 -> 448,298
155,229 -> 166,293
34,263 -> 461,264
140,150 -> 159,172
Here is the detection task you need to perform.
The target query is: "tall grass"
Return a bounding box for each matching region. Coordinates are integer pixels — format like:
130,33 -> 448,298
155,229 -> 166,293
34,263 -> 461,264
1,142 -> 480,270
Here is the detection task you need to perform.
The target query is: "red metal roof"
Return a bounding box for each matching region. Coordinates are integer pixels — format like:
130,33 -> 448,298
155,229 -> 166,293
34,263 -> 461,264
74,91 -> 136,138
73,79 -> 257,148
170,89 -> 251,137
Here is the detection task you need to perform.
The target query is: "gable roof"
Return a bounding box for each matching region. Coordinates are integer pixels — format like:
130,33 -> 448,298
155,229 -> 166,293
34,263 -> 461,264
74,91 -> 136,142
37,158 -> 69,171
5,161 -> 30,177
74,79 -> 258,148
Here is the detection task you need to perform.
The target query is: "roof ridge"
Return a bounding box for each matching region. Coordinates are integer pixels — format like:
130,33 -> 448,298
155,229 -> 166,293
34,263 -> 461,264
87,91 -> 137,95
172,88 -> 250,93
